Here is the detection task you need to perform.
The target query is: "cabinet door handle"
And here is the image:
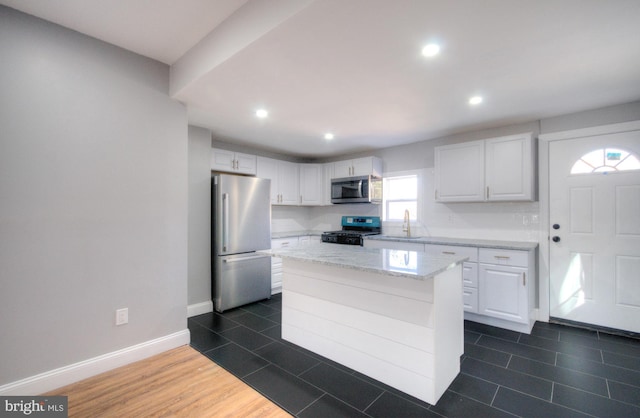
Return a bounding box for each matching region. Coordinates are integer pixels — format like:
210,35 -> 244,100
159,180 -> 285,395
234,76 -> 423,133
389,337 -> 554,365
486,186 -> 489,199
442,251 -> 456,255
523,272 -> 526,286
435,189 -> 438,200
494,255 -> 510,260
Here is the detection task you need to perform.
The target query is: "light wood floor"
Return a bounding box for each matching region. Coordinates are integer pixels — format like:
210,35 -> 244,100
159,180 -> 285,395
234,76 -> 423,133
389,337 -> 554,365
44,345 -> 291,417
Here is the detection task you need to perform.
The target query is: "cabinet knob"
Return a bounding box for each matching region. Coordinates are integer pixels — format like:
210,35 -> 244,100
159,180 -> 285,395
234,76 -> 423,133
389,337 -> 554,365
553,224 -> 560,230
552,236 -> 561,243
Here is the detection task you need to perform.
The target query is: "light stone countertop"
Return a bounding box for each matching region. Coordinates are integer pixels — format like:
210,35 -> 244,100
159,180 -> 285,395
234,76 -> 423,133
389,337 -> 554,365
259,242 -> 467,281
271,230 -> 322,239
365,235 -> 538,251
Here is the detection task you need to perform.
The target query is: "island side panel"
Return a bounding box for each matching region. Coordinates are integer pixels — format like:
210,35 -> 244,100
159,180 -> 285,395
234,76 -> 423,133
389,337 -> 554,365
432,265 -> 464,400
280,259 -> 463,405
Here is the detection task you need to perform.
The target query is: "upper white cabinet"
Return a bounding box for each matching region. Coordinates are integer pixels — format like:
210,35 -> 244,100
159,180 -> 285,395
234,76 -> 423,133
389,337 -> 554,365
485,134 -> 535,201
322,163 -> 334,205
434,133 -> 534,202
211,148 -> 257,175
299,164 -> 324,206
434,140 -> 485,202
257,157 -> 299,205
333,157 -> 382,178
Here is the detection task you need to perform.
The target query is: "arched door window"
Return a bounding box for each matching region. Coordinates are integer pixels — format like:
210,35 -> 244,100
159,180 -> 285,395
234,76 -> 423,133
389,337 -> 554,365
570,148 -> 640,174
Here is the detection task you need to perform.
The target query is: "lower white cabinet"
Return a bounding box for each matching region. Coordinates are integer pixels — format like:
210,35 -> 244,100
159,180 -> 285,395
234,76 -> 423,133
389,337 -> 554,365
424,244 -> 479,314
271,237 -> 298,294
462,263 -> 479,313
365,239 -> 536,333
271,235 -> 319,293
472,248 -> 536,333
478,263 -> 527,323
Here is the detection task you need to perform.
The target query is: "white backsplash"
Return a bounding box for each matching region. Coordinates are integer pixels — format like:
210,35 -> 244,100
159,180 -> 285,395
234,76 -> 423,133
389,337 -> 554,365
272,173 -> 541,243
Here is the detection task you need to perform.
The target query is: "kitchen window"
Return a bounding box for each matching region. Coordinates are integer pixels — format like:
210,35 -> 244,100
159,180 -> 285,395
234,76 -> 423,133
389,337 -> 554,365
383,172 -> 419,222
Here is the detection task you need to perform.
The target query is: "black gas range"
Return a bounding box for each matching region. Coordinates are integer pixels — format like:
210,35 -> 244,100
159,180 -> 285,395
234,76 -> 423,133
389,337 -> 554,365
321,216 -> 381,246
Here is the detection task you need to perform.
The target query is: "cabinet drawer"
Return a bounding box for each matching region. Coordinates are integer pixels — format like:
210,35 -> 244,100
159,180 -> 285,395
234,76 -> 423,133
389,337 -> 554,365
463,287 -> 478,313
425,244 -> 478,262
479,248 -> 528,267
462,262 -> 478,288
272,237 -> 299,249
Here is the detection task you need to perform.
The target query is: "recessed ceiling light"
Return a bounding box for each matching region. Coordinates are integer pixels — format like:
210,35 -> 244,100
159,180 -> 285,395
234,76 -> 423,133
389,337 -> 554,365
468,96 -> 483,105
255,109 -> 268,118
421,43 -> 440,57
324,133 -> 335,140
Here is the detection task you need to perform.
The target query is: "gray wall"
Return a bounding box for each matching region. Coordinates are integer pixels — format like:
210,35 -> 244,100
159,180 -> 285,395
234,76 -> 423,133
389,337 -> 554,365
188,126 -> 212,305
541,100 -> 640,133
0,7 -> 188,386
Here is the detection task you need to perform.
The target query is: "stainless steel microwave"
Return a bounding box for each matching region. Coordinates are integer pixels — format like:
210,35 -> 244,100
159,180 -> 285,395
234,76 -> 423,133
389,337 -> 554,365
331,175 -> 382,204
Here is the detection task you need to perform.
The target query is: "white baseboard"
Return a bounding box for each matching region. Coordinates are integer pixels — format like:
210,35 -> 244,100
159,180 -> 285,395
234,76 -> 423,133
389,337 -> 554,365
187,300 -> 213,317
0,329 -> 190,396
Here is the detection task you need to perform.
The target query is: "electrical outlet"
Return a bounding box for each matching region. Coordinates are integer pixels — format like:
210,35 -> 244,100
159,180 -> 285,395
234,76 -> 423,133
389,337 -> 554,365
115,308 -> 128,326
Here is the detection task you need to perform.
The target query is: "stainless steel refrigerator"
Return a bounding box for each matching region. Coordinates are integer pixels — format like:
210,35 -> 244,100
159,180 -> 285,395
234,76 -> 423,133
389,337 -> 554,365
212,174 -> 272,312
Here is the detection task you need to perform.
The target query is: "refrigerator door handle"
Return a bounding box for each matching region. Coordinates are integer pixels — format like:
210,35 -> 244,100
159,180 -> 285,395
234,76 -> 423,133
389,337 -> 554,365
223,193 -> 229,252
223,254 -> 270,263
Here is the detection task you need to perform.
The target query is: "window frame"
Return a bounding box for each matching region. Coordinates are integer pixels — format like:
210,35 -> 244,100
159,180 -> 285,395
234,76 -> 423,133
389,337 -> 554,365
382,169 -> 424,223
570,147 -> 640,175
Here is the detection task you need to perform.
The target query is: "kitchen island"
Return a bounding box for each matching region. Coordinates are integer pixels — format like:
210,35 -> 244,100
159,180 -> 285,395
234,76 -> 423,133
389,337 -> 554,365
259,243 -> 467,405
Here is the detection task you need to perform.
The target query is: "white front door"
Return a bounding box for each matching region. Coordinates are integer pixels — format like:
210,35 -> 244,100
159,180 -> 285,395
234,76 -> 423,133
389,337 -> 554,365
549,130 -> 640,332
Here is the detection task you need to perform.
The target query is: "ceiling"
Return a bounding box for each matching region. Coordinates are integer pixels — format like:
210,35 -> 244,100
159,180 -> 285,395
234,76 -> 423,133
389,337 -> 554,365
3,0 -> 640,158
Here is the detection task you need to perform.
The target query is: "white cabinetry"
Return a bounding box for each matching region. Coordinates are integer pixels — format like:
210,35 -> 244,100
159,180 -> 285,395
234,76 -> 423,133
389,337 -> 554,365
257,157 -> 299,205
478,248 -> 535,325
333,157 -> 382,178
322,163 -> 334,205
434,133 -> 534,202
434,141 -> 485,202
299,164 -> 323,206
365,239 -> 537,333
271,235 -> 318,293
424,245 -> 479,314
485,134 -> 534,201
211,148 -> 257,175
270,237 -> 298,294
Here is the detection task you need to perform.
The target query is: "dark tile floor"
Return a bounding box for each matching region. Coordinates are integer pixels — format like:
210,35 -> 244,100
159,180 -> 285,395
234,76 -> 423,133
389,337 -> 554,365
188,294 -> 640,417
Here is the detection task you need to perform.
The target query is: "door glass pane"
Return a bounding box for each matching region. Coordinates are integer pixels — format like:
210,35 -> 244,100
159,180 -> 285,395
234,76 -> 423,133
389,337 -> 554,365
617,155 -> 640,171
571,148 -> 640,174
571,160 -> 594,174
581,149 -> 604,168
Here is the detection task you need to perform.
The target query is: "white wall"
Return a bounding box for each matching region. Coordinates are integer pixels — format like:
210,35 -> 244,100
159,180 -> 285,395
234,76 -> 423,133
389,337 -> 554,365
188,126 -> 212,307
0,7 -> 188,388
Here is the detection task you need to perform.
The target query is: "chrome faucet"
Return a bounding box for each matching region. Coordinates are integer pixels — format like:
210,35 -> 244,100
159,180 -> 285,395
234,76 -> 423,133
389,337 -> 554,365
402,209 -> 411,237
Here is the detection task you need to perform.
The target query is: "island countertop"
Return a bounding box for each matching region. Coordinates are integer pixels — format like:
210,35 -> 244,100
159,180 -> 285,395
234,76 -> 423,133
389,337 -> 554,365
259,242 -> 467,281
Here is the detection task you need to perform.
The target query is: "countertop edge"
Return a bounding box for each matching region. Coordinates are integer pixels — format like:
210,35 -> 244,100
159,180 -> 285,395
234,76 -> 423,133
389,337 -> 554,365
259,246 -> 468,281
365,235 -> 538,251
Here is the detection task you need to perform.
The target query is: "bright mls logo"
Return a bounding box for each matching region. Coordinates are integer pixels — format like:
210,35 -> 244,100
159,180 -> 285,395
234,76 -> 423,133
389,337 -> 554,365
1,396 -> 67,417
